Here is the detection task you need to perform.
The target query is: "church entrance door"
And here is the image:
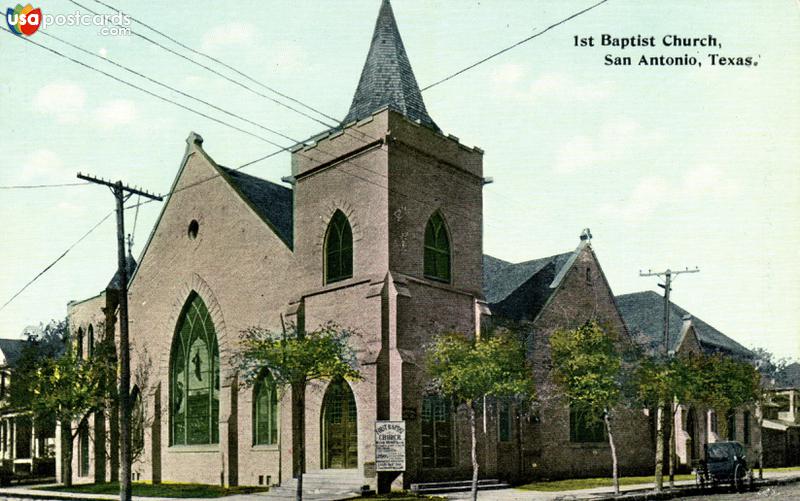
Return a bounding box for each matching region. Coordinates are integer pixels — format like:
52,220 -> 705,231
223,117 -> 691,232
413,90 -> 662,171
321,379 -> 358,469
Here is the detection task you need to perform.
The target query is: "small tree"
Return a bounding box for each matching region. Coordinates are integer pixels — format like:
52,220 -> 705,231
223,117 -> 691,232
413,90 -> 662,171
550,321 -> 625,494
28,328 -> 114,486
237,322 -> 361,501
426,328 -> 534,501
689,354 -> 760,440
634,354 -> 694,490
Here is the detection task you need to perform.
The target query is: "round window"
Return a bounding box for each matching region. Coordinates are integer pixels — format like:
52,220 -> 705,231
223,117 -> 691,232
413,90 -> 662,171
188,220 -> 199,239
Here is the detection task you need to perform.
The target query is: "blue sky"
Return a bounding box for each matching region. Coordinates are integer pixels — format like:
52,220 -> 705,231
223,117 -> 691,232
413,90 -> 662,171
0,1 -> 798,361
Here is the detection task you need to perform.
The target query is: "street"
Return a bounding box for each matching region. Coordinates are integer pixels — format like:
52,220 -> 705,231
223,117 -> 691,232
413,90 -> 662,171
675,483 -> 800,500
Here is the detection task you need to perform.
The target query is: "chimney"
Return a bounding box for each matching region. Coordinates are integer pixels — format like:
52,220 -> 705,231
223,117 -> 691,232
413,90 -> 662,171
580,228 -> 593,242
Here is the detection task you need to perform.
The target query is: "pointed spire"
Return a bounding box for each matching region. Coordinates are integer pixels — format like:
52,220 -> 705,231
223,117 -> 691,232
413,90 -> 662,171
343,0 -> 438,130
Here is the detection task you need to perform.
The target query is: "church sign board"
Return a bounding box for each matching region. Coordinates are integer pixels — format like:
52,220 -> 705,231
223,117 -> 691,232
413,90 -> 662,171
375,421 -> 406,471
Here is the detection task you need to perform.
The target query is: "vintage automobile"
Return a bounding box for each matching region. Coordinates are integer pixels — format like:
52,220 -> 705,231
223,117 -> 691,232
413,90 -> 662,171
694,441 -> 752,491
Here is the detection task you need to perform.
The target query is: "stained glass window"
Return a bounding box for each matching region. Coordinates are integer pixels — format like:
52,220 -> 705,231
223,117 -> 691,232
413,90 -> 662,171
87,324 -> 94,359
424,212 -> 451,282
78,420 -> 90,477
421,395 -> 453,468
499,401 -> 512,442
325,210 -> 353,284
76,327 -> 84,360
132,386 -> 145,454
253,371 -> 278,445
170,294 -> 219,445
570,404 -> 604,443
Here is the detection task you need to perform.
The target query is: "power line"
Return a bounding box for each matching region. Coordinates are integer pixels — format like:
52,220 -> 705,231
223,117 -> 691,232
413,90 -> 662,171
0,27 -> 286,148
67,0 -> 337,130
88,0 -> 339,125
420,0 -> 611,92
39,29 -> 300,144
0,211 -> 113,314
0,182 -> 90,189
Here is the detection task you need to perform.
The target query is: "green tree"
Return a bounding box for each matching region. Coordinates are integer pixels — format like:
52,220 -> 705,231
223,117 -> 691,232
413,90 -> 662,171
634,355 -> 694,491
28,324 -> 115,487
550,321 -> 625,495
688,354 -> 760,439
237,322 -> 361,501
426,328 -> 534,501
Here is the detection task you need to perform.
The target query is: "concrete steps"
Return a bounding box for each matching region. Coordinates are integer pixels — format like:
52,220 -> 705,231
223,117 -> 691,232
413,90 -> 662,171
411,478 -> 511,495
262,470 -> 366,500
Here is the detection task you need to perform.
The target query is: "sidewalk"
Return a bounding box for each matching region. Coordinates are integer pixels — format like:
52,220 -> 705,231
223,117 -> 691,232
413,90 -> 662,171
0,484 -> 274,501
0,471 -> 798,501
444,470 -> 800,500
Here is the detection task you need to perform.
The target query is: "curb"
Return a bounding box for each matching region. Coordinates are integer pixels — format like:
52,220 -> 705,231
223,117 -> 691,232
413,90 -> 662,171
579,475 -> 800,500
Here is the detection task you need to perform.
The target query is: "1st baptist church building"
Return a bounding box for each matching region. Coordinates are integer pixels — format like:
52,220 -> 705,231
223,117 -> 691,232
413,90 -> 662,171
63,0 -> 759,493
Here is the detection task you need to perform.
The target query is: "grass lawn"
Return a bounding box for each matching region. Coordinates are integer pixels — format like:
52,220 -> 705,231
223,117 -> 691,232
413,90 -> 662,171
762,466 -> 800,473
38,481 -> 270,498
518,474 -> 695,492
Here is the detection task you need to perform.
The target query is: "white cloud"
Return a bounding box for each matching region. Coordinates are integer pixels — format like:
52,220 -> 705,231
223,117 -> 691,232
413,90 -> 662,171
600,166 -> 741,225
555,118 -> 662,174
491,66 -> 611,104
600,176 -> 670,224
94,99 -> 138,126
17,149 -> 67,182
200,22 -> 258,52
682,164 -> 740,198
32,82 -> 86,123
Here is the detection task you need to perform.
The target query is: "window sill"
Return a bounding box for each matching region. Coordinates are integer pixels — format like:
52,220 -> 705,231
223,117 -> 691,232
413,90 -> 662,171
167,444 -> 220,453
251,444 -> 280,452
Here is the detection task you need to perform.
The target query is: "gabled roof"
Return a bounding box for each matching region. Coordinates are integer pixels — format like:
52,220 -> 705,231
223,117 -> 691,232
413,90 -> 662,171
342,0 -> 438,130
219,167 -> 293,245
779,362 -> 800,388
0,338 -> 26,367
482,250 -> 577,323
615,291 -> 752,358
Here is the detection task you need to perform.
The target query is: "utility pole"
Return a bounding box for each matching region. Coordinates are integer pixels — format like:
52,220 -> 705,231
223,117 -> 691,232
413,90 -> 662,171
639,266 -> 699,492
639,267 -> 700,356
78,173 -> 162,501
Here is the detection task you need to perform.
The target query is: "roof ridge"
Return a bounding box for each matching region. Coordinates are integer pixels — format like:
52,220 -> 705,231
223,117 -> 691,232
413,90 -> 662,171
219,166 -> 291,192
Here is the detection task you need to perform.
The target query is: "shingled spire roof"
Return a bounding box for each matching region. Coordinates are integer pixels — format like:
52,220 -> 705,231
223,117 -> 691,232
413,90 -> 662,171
342,0 -> 438,130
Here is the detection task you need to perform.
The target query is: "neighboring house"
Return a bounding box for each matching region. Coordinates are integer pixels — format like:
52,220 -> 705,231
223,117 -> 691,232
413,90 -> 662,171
483,231 -> 654,480
761,388 -> 800,467
0,338 -> 56,475
616,291 -> 759,469
777,363 -> 800,388
62,255 -> 135,484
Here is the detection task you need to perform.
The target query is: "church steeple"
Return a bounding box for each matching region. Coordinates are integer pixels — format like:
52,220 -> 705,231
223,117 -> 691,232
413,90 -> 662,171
342,0 -> 438,130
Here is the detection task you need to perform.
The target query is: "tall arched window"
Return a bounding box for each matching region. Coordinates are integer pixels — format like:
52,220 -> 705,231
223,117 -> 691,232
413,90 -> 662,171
424,211 -> 451,282
87,325 -> 94,359
324,210 -> 353,284
131,386 -> 145,455
253,371 -> 278,445
421,395 -> 453,468
170,293 -> 220,445
76,327 -> 84,359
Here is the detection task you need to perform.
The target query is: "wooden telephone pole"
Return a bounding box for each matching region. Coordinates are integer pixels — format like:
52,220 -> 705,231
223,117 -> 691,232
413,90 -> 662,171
639,267 -> 700,356
78,173 -> 162,501
639,266 -> 699,491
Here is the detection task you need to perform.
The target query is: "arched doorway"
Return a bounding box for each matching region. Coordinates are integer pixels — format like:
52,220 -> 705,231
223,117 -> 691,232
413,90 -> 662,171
321,379 -> 357,469
686,407 -> 698,464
